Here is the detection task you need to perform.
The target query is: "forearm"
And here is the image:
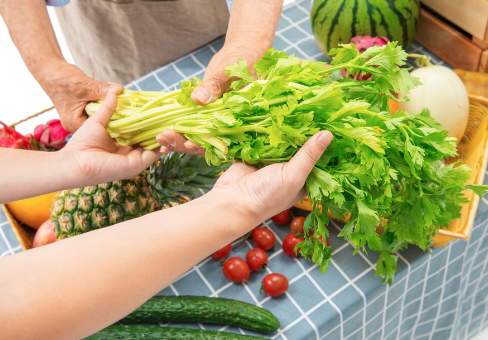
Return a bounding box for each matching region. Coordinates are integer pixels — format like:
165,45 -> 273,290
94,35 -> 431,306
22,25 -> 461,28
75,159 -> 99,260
0,192 -> 260,340
226,0 -> 283,53
0,149 -> 79,203
0,0 -> 66,88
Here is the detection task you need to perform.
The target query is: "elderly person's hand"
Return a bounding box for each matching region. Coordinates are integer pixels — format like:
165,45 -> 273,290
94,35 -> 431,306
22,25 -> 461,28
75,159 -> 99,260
44,62 -> 124,133
61,84 -> 161,186
156,0 -> 283,157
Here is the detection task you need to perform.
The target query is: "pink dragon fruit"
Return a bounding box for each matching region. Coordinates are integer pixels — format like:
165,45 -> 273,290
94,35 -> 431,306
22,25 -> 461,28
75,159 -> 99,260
343,36 -> 389,81
34,119 -> 71,150
0,122 -> 33,150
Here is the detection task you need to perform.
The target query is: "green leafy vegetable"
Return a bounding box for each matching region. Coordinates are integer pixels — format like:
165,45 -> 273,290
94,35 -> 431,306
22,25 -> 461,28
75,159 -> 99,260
85,42 -> 488,284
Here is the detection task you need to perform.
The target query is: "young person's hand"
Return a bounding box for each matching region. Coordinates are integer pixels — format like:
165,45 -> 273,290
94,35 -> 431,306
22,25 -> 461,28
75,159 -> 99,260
61,85 -> 161,186
209,131 -> 334,226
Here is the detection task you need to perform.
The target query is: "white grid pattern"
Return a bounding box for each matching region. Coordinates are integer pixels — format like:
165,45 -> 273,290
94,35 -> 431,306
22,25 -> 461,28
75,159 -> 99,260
3,0 -> 488,339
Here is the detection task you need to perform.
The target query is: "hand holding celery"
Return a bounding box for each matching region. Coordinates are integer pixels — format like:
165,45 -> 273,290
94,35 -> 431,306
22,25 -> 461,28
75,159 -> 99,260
86,43 -> 488,284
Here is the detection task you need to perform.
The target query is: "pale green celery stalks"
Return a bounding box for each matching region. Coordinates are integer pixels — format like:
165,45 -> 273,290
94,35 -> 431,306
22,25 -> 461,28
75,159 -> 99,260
114,95 -> 289,147
113,104 -> 223,134
107,100 -> 223,130
138,91 -> 180,113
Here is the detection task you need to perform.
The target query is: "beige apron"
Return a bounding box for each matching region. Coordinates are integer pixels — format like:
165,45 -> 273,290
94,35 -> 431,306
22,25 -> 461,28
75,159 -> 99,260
55,0 -> 230,84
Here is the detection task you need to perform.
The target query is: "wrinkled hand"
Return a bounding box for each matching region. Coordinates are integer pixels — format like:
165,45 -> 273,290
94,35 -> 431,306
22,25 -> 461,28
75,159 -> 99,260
61,85 -> 161,186
156,42 -> 266,157
210,131 -> 334,221
42,62 -> 123,132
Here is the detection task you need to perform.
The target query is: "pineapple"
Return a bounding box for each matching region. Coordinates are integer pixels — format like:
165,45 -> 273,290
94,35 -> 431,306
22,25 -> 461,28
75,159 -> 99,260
50,153 -> 229,240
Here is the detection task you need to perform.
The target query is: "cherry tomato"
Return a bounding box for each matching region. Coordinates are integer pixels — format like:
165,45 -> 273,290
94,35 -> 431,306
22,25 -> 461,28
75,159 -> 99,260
246,248 -> 269,271
253,228 -> 276,251
271,209 -> 292,225
282,234 -> 304,257
319,236 -> 330,247
261,273 -> 289,297
223,257 -> 250,283
290,216 -> 306,237
212,243 -> 232,260
250,227 -> 259,233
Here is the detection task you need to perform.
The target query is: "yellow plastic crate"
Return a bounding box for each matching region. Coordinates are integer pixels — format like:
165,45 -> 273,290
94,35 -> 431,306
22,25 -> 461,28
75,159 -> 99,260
294,94 -> 488,248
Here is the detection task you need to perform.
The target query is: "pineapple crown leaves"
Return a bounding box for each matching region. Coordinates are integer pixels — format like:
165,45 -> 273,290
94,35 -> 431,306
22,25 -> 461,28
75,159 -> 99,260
147,153 -> 230,205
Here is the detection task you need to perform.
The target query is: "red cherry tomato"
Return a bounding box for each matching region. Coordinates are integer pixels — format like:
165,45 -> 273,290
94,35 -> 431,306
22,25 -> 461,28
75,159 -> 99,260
246,248 -> 268,271
223,257 -> 250,283
212,243 -> 232,260
253,228 -> 276,251
262,273 -> 289,297
271,209 -> 292,225
290,216 -> 306,237
282,234 -> 304,257
320,236 -> 330,247
250,227 -> 259,233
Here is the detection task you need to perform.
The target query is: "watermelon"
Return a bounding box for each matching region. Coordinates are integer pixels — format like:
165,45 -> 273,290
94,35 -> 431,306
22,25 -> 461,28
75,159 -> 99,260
311,0 -> 420,55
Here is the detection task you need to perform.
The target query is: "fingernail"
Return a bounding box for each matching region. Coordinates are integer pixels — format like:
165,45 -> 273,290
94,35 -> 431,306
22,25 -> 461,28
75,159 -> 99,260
186,144 -> 198,151
109,84 -> 119,93
317,131 -> 333,147
193,87 -> 211,104
163,134 -> 175,146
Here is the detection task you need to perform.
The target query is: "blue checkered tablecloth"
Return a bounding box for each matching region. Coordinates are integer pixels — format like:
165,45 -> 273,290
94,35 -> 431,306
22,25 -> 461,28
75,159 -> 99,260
3,0 -> 488,339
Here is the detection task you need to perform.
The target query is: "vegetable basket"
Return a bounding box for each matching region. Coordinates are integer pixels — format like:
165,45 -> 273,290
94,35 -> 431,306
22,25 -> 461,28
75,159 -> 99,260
295,94 -> 488,248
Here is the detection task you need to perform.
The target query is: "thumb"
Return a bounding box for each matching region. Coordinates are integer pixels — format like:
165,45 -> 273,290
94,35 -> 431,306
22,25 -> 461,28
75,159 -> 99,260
284,131 -> 333,181
191,70 -> 230,106
87,84 -> 119,127
86,80 -> 123,101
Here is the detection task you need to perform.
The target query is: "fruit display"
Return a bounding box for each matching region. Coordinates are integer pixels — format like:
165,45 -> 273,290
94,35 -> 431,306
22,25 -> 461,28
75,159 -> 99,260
50,153 -> 229,240
6,191 -> 59,229
310,0 -> 420,55
121,296 -> 280,333
86,325 -> 269,340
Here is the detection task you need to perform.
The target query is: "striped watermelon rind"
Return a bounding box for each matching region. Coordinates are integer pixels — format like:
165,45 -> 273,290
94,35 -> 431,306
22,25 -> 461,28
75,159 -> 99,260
311,0 -> 420,55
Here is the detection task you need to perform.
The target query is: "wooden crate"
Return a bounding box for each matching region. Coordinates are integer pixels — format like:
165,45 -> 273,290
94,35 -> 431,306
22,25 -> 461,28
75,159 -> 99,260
417,0 -> 488,72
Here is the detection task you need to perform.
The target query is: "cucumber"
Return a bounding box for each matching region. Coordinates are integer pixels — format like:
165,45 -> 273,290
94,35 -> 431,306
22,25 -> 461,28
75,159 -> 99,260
85,325 -> 269,340
121,296 -> 279,333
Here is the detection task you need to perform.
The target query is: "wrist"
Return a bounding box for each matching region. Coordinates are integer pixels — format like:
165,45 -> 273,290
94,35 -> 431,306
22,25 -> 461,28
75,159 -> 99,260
55,148 -> 84,190
199,190 -> 265,236
35,59 -> 72,96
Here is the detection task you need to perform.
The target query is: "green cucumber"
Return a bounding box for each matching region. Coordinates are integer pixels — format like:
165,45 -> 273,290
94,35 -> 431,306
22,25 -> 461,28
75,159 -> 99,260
85,325 -> 269,340
121,296 -> 279,333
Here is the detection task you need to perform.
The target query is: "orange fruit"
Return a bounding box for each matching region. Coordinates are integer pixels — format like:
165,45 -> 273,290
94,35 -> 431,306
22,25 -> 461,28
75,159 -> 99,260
6,192 -> 59,229
389,98 -> 399,114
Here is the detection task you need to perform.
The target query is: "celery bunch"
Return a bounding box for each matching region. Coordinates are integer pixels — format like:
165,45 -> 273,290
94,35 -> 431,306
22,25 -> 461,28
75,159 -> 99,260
86,43 -> 488,284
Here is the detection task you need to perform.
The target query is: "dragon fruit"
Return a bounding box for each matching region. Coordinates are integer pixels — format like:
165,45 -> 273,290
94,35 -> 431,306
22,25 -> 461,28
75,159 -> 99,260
343,36 -> 389,81
34,119 -> 70,150
0,122 -> 33,150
